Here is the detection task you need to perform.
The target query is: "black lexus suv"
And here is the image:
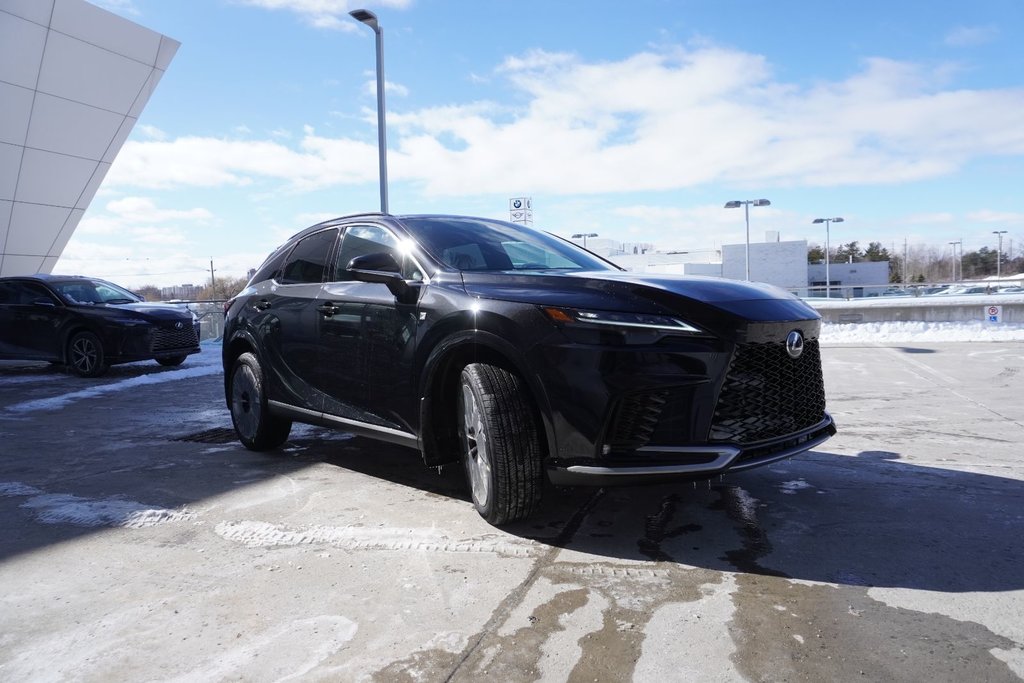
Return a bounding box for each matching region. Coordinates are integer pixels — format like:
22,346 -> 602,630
223,213 -> 835,524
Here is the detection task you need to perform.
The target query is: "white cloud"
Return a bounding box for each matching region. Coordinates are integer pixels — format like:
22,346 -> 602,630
136,124 -> 167,141
965,210 -> 1024,225
902,212 -> 955,225
103,45 -> 1024,200
945,25 -> 999,47
362,78 -> 409,97
233,0 -> 413,31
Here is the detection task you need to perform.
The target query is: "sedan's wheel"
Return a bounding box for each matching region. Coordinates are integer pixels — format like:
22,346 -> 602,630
67,331 -> 108,377
157,356 -> 186,367
458,363 -> 543,525
230,352 -> 291,451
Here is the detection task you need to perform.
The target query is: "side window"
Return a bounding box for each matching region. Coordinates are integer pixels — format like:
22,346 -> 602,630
252,246 -> 290,284
279,229 -> 338,285
334,225 -> 423,281
21,283 -> 56,305
3,282 -> 57,305
0,282 -> 18,304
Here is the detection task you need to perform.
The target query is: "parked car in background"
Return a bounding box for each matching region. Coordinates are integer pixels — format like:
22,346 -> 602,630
223,213 -> 835,525
0,274 -> 201,377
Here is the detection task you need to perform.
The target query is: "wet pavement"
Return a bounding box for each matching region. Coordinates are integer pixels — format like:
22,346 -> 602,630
1,341 -> 1022,681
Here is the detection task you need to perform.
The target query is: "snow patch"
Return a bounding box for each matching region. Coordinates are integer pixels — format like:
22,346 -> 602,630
20,492 -> 195,528
821,320 -> 1024,344
780,479 -> 813,495
5,363 -> 222,414
0,481 -> 44,497
214,520 -> 538,556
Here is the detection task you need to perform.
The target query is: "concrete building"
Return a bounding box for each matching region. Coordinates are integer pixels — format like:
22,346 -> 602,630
721,239 -> 809,291
0,0 -> 179,277
808,260 -> 890,298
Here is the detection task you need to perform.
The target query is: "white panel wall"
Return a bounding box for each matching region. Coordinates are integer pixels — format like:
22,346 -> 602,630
722,240 -> 809,289
0,0 -> 179,277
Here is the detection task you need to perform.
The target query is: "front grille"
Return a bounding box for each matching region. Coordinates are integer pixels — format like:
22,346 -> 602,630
151,325 -> 199,352
710,339 -> 826,444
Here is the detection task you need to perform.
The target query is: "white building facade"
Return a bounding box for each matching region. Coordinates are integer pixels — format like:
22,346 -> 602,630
0,0 -> 179,277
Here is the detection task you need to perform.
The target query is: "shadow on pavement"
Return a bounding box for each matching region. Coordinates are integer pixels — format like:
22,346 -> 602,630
278,439 -> 1024,594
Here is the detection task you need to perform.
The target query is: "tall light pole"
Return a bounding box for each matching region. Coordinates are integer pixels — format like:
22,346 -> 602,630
993,230 -> 1008,279
572,232 -> 598,249
948,240 -> 962,281
812,217 -> 844,298
724,199 -> 771,280
350,9 -> 389,214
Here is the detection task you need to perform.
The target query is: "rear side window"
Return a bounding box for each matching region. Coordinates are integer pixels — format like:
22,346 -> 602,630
279,229 -> 338,284
0,281 -> 56,305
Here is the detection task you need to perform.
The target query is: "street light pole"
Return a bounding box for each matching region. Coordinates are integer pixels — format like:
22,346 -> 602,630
993,230 -> 1008,279
812,217 -> 844,298
572,232 -> 598,249
724,199 -> 771,281
350,9 -> 389,214
948,240 -> 963,282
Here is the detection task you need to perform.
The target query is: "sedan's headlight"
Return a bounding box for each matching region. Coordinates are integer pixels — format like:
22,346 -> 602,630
110,317 -> 151,327
541,307 -> 703,334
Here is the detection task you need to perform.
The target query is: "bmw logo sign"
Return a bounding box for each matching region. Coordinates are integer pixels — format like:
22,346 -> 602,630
786,330 -> 804,359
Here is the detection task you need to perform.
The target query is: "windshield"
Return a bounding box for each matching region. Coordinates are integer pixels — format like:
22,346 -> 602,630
51,280 -> 143,305
399,216 -> 618,272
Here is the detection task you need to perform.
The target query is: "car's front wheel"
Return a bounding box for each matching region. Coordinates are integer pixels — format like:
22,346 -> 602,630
229,352 -> 291,450
458,363 -> 543,525
67,331 -> 108,377
157,356 -> 186,367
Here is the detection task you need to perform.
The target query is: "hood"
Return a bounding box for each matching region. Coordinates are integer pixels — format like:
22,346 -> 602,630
95,302 -> 195,322
460,271 -> 819,324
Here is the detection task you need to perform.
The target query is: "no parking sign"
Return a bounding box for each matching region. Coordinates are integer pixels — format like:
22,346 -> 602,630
987,305 -> 1002,323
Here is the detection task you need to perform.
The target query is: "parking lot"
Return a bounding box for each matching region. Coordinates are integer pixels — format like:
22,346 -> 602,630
1,340 -> 1023,682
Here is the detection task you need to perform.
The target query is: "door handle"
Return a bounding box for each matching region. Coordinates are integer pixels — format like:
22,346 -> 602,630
253,299 -> 271,311
317,303 -> 340,317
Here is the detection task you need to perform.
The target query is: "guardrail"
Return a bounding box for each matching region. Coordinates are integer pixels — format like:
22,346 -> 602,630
162,300 -> 226,341
808,294 -> 1024,324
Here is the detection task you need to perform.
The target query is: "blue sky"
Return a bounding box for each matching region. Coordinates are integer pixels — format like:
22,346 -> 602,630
63,0 -> 1024,287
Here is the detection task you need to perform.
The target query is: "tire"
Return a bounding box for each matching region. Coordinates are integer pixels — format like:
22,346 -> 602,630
157,356 -> 186,367
458,363 -> 543,525
229,352 -> 292,451
67,331 -> 109,377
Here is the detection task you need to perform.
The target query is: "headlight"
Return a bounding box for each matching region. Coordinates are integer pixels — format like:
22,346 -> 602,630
541,307 -> 703,334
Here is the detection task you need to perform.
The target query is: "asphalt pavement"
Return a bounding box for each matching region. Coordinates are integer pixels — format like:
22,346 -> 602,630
1,340 -> 1022,682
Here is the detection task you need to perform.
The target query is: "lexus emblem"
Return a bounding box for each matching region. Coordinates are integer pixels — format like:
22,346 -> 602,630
785,330 -> 804,359
174,321 -> 184,330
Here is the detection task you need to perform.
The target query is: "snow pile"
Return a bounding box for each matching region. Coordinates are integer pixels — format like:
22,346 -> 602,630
821,320 -> 1024,344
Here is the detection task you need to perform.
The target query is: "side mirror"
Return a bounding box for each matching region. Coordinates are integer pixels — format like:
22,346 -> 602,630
347,252 -> 412,299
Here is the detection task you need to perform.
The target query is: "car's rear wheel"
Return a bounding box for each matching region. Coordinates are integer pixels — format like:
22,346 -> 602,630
229,352 -> 291,451
157,356 -> 186,367
458,363 -> 543,525
68,331 -> 108,377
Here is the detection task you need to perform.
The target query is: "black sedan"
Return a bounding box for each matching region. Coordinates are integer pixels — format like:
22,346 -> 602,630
223,214 -> 835,524
0,274 -> 201,377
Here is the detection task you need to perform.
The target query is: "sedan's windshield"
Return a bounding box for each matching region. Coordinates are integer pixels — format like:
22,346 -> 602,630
399,216 -> 618,272
52,280 -> 143,305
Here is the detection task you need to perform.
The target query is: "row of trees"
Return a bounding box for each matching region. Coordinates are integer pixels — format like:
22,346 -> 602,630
136,275 -> 250,302
808,241 -> 1024,283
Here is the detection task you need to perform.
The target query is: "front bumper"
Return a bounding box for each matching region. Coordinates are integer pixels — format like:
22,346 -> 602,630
547,414 -> 836,486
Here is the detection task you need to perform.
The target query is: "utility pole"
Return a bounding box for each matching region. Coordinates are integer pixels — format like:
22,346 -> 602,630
903,237 -> 908,284
209,259 -> 217,300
